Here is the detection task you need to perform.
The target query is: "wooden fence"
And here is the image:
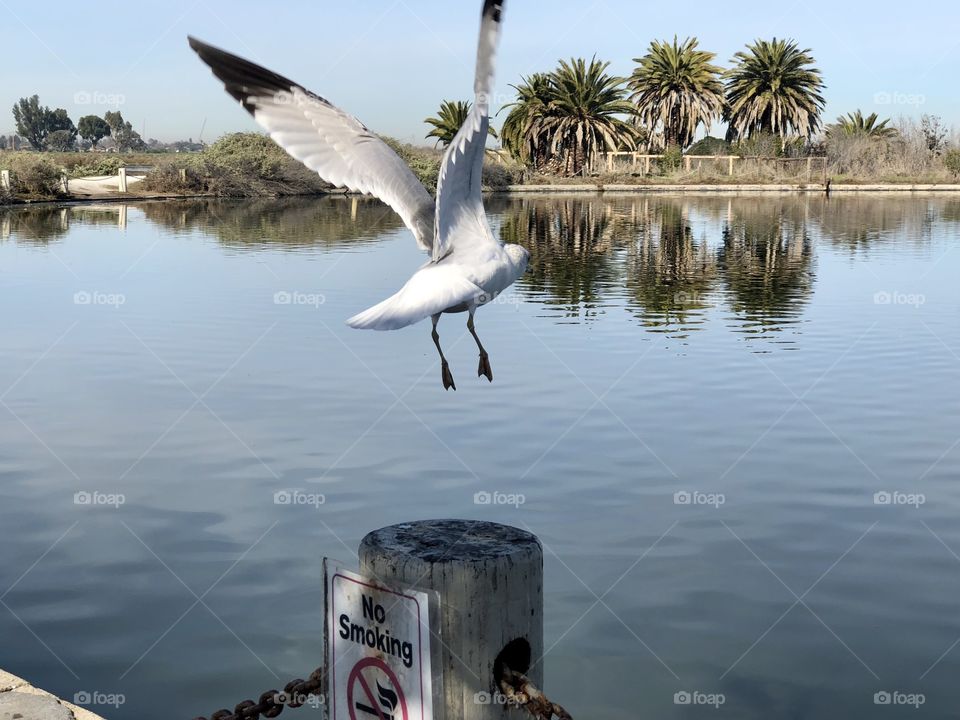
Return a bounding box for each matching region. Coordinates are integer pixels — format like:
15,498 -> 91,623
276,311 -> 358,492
596,152 -> 828,181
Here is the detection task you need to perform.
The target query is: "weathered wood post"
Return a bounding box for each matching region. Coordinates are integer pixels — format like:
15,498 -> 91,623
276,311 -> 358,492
683,156 -> 691,172
359,519 -> 543,720
0,169 -> 10,191
728,156 -> 735,176
118,166 -> 127,193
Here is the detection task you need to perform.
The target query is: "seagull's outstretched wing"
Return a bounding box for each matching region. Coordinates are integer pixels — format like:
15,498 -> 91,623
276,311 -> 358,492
188,37 -> 436,253
432,0 -> 504,261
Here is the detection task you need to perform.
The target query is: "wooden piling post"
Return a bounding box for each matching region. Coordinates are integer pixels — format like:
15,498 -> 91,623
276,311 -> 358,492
728,156 -> 735,176
683,156 -> 691,172
118,167 -> 127,193
359,519 -> 543,720
0,169 -> 9,191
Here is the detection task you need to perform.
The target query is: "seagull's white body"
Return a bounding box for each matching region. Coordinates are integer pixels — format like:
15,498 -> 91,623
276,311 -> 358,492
189,0 -> 526,388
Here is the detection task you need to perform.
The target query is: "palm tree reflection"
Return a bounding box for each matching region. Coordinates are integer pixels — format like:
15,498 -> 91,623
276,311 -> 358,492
718,200 -> 814,339
625,201 -> 717,337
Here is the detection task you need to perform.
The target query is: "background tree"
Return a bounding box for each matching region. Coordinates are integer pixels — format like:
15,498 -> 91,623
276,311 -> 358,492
828,110 -> 896,140
500,73 -> 554,167
12,95 -> 53,150
104,111 -> 146,152
628,36 -> 724,150
45,129 -> 77,151
541,57 -> 641,176
724,38 -> 825,141
920,115 -> 947,155
78,115 -> 112,149
424,100 -> 497,148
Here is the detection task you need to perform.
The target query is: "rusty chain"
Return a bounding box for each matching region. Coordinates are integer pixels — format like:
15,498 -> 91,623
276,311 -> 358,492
190,667 -> 323,720
190,664 -> 572,720
500,666 -> 574,720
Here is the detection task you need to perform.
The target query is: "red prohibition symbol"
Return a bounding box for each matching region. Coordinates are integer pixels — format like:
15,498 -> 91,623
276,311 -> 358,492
347,657 -> 409,720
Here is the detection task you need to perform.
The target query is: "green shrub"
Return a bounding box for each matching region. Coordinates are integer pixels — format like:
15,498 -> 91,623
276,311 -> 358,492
686,136 -> 730,156
944,148 -> 960,178
139,164 -> 205,194
659,145 -> 683,173
6,154 -> 64,198
734,132 -> 783,158
381,136 -> 442,192
142,133 -> 329,196
68,156 -> 125,178
482,160 -> 523,189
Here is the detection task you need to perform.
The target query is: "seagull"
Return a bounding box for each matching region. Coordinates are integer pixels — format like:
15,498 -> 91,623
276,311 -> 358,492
188,0 -> 528,390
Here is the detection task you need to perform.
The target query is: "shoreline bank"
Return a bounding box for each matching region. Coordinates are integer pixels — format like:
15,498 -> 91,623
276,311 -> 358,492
7,182 -> 960,208
0,669 -> 107,720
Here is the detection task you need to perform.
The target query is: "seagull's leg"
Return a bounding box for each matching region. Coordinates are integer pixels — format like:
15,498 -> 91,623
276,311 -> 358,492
431,314 -> 456,391
467,309 -> 493,382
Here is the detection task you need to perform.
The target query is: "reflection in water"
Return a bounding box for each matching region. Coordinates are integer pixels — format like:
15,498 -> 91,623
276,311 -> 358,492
4,194 -> 948,347
814,195 -> 938,250
138,197 -> 404,250
497,196 -> 622,321
718,199 -> 814,339
494,194 -> 818,343
0,205 -> 130,244
625,201 -> 717,336
0,197 -> 404,249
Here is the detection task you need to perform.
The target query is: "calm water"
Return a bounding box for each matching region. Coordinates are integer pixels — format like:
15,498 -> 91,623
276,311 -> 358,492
1,194 -> 959,719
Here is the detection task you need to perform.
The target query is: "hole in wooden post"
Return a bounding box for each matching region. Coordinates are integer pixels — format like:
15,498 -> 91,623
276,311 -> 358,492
493,637 -> 531,689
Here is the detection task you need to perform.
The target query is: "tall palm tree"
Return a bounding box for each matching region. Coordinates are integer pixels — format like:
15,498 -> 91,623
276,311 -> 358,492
500,73 -> 554,167
628,36 -> 725,150
424,100 -> 497,147
541,57 -> 642,175
828,110 -> 897,139
724,38 -> 825,140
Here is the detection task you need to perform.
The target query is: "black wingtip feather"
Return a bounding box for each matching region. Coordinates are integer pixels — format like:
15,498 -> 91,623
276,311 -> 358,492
187,36 -> 300,115
482,0 -> 503,23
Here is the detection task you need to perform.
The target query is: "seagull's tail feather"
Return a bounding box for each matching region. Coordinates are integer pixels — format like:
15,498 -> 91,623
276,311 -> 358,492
346,295 -> 423,331
346,267 -> 486,331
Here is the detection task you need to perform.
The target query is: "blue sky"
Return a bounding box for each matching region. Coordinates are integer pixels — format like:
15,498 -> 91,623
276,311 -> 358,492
2,0 -> 958,143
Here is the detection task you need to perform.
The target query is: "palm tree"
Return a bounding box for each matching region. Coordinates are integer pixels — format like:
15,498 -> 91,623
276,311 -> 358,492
628,36 -> 724,150
828,110 -> 897,139
541,57 -> 642,175
424,100 -> 497,147
500,73 -> 554,167
724,38 -> 825,141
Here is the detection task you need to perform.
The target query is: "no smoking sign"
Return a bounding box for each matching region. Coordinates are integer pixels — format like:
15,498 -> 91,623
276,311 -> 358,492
325,562 -> 436,720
